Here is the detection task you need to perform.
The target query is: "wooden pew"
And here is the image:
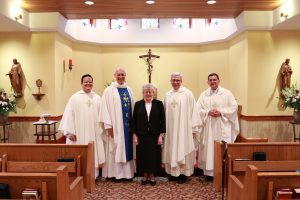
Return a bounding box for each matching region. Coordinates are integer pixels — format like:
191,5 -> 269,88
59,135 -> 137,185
1,154 -> 81,176
0,165 -> 83,200
213,141 -> 300,192
236,135 -> 268,143
0,142 -> 95,192
228,165 -> 300,200
229,159 -> 300,174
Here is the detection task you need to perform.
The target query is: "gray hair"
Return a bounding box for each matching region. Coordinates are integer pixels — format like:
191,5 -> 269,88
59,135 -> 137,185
142,83 -> 156,93
170,72 -> 183,79
114,67 -> 126,76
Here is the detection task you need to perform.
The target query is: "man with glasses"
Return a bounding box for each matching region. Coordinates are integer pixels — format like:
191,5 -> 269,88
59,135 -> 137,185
197,73 -> 239,181
162,72 -> 201,184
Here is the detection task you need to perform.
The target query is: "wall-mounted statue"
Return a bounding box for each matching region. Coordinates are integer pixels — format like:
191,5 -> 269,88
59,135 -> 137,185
280,58 -> 293,90
6,58 -> 23,97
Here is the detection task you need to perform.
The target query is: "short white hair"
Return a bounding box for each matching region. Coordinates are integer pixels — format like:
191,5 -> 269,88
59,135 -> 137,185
142,83 -> 156,93
114,67 -> 126,76
170,72 -> 182,79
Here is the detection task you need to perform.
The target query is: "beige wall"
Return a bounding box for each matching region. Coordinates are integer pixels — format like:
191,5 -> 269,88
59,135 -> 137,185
0,32 -> 55,116
54,37 -> 103,114
100,45 -> 229,101
228,32 -> 249,114
248,31 -> 300,116
1,30 -> 300,117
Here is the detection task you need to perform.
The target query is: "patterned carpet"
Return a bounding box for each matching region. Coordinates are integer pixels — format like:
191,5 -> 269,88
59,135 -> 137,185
84,176 -> 221,200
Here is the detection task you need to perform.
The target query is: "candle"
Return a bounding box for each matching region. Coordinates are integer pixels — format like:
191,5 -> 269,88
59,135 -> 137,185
69,59 -> 72,66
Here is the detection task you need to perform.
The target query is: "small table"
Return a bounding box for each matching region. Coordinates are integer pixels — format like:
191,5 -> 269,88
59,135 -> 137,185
290,121 -> 300,142
1,122 -> 12,143
33,120 -> 58,143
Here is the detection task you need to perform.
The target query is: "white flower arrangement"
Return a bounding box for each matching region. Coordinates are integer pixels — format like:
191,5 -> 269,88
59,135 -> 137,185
0,88 -> 17,116
281,83 -> 300,111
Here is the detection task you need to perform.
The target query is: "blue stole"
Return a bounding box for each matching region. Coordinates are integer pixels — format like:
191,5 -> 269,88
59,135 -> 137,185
117,88 -> 133,161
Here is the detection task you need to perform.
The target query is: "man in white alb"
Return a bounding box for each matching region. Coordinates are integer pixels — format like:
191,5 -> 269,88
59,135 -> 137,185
100,68 -> 135,181
162,72 -> 201,184
59,74 -> 105,178
197,73 -> 239,181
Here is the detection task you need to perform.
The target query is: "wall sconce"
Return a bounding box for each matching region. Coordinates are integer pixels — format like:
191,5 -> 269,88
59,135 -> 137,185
63,59 -> 73,72
15,14 -> 22,20
280,12 -> 288,18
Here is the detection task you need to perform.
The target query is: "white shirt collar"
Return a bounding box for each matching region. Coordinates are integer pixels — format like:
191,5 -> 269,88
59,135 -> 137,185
210,87 -> 219,94
111,81 -> 127,88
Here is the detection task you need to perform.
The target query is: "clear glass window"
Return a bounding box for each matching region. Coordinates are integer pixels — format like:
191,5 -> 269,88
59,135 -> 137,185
173,18 -> 191,29
141,18 -> 159,29
109,19 -> 128,29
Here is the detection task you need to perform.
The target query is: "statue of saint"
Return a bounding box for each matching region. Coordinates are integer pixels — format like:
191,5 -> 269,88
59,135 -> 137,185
280,58 -> 293,90
6,58 -> 23,97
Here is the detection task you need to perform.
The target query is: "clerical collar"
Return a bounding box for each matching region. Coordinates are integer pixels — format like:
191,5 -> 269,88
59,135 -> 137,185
172,86 -> 184,92
112,81 -> 127,88
79,90 -> 93,94
210,87 -> 219,94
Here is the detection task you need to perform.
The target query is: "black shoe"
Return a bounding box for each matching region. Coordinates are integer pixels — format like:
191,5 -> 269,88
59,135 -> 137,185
113,178 -> 122,183
141,179 -> 148,185
168,176 -> 178,182
204,176 -> 214,182
177,175 -> 187,184
124,178 -> 133,182
149,180 -> 156,186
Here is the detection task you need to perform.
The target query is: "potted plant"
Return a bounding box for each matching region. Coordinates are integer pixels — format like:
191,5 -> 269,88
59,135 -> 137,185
281,84 -> 300,122
0,88 -> 17,125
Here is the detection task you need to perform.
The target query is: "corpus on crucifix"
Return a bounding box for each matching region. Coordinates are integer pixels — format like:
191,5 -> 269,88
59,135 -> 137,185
139,49 -> 160,83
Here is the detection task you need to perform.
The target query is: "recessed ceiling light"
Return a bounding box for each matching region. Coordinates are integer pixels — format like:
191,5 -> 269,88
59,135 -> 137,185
85,1 -> 94,5
146,0 -> 155,5
207,0 -> 216,4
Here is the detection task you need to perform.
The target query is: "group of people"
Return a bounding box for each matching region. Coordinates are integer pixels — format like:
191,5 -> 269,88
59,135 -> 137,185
58,68 -> 240,186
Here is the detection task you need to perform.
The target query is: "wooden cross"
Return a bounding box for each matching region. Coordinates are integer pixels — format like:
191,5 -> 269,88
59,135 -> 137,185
139,49 -> 160,83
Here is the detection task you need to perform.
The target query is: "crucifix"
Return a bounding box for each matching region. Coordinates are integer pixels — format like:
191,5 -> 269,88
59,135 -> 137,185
139,49 -> 160,83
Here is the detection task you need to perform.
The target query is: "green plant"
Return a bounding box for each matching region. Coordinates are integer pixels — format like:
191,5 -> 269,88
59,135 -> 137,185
0,88 -> 17,116
281,83 -> 300,111
104,80 -> 114,88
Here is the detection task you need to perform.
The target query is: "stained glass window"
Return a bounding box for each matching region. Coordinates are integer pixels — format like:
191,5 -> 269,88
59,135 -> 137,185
109,19 -> 128,29
81,19 -> 97,28
205,18 -> 221,27
173,18 -> 191,29
141,18 -> 159,29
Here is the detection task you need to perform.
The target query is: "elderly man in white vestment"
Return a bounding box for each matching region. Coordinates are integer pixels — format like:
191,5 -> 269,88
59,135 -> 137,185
100,68 -> 135,181
162,72 -> 201,184
59,74 -> 105,178
197,73 -> 239,181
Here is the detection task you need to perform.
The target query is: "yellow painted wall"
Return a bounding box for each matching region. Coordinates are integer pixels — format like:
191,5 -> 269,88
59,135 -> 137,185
54,34 -> 104,114
248,31 -> 300,115
1,30 -> 300,117
54,33 -> 73,114
228,32 -> 249,114
101,45 -> 229,100
0,32 -> 55,116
